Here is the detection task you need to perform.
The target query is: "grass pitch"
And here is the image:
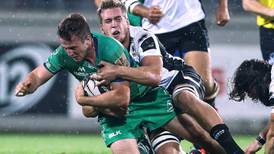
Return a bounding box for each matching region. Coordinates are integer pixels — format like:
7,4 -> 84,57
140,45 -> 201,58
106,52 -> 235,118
0,133 -> 263,154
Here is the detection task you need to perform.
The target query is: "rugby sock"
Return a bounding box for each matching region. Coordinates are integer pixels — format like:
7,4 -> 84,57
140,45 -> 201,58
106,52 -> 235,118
210,124 -> 244,154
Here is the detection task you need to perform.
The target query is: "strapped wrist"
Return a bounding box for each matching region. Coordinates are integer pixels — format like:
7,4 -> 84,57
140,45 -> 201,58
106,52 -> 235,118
256,135 -> 266,146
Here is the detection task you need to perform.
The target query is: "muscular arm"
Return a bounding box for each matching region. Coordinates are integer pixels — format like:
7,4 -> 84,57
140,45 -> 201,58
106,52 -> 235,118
15,65 -> 54,96
81,105 -> 126,118
119,56 -> 162,85
242,0 -> 274,17
97,55 -> 162,86
75,81 -> 130,108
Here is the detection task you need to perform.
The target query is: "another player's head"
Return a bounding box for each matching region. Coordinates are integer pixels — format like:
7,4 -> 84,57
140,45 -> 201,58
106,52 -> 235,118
229,59 -> 272,106
58,13 -> 93,61
98,0 -> 130,45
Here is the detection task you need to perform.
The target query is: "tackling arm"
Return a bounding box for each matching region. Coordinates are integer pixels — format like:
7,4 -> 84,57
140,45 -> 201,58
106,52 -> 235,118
98,56 -> 162,86
119,56 -> 162,86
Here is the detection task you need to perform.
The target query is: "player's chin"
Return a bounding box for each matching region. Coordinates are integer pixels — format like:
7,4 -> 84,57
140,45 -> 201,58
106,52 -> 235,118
112,35 -> 121,41
73,57 -> 84,62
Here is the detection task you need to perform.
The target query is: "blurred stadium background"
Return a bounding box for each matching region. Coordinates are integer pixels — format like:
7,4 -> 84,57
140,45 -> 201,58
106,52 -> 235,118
0,0 -> 269,153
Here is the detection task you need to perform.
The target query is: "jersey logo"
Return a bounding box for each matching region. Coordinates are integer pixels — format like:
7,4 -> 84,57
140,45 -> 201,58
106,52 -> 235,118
77,67 -> 86,72
108,130 -> 122,139
138,34 -> 148,43
141,37 -> 156,52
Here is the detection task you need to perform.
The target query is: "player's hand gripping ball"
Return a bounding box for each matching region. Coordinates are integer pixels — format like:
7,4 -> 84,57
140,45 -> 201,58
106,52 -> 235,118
82,76 -> 109,96
80,76 -> 109,118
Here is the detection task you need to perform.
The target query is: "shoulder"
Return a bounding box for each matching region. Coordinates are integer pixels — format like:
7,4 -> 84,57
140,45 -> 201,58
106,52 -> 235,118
130,26 -> 154,38
49,46 -> 67,59
93,33 -> 129,65
130,26 -> 157,43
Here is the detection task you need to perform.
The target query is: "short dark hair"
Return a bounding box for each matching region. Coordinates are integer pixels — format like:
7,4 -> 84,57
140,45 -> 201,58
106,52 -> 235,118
229,59 -> 272,106
97,0 -> 127,24
57,13 -> 91,42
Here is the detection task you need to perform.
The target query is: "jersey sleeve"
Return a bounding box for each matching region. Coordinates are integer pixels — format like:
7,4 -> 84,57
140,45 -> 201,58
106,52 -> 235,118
44,46 -> 64,74
122,0 -> 141,13
133,30 -> 162,61
100,36 -> 130,67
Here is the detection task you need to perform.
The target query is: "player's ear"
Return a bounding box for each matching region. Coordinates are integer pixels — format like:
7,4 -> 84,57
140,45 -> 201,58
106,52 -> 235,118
124,15 -> 130,26
85,34 -> 93,45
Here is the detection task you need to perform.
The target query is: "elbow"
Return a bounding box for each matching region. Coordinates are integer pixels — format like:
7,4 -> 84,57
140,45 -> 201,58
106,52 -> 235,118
153,75 -> 161,86
76,96 -> 85,106
118,95 -> 130,108
82,106 -> 98,118
115,89 -> 130,108
148,74 -> 161,86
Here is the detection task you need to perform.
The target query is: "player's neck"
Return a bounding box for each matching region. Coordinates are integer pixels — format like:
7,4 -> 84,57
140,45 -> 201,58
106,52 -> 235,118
123,32 -> 130,49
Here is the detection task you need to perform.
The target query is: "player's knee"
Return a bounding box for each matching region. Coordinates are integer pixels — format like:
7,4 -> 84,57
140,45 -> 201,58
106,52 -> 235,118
155,142 -> 183,154
174,90 -> 202,113
111,139 -> 139,154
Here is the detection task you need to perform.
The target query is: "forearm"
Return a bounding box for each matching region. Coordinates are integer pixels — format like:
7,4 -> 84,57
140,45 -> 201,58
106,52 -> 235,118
31,65 -> 53,88
132,4 -> 149,18
118,65 -> 161,86
218,0 -> 228,8
82,105 -> 126,118
77,88 -> 129,108
242,0 -> 274,17
97,107 -> 127,118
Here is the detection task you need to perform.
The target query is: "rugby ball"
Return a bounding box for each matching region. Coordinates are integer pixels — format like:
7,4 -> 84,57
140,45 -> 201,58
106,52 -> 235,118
82,77 -> 108,96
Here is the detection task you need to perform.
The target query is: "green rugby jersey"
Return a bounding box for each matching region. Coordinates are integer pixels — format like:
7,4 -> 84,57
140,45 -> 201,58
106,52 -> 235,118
44,32 -> 152,100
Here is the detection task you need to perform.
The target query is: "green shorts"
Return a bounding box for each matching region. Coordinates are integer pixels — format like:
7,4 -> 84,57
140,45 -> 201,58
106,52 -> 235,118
98,87 -> 176,147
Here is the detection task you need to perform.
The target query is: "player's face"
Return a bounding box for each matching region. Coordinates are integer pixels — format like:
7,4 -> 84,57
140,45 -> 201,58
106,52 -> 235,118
60,35 -> 90,62
100,8 -> 129,44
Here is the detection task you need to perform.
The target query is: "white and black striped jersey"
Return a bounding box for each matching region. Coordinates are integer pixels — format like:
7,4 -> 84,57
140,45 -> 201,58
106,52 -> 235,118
129,26 -> 184,88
